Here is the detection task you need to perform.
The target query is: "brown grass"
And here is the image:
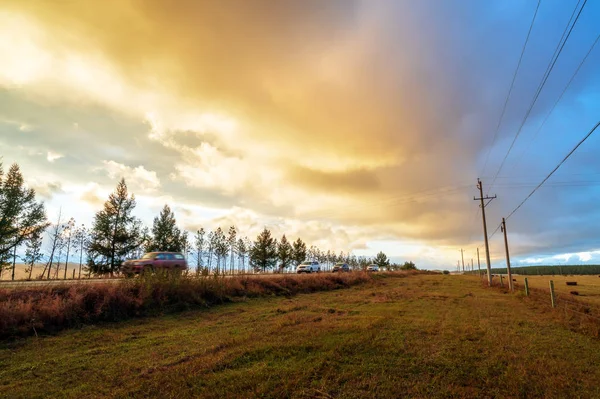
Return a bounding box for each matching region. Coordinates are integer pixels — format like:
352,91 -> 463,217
0,272 -> 381,338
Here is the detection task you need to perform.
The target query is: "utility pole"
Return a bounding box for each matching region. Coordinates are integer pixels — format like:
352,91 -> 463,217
501,217 -> 514,291
474,179 -> 496,286
460,249 -> 465,272
477,247 -> 481,277
471,258 -> 474,272
457,260 -> 460,273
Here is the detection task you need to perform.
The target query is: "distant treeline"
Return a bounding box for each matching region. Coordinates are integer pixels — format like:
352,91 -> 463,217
479,265 -> 600,276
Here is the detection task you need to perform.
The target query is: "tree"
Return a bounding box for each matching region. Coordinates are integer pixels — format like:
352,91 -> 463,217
206,231 -> 215,272
400,261 -> 417,271
62,217 -> 75,279
292,238 -> 307,266
227,226 -> 237,274
73,224 -> 88,279
236,237 -> 247,274
277,234 -> 293,272
373,251 -> 390,269
148,204 -> 183,252
194,228 -> 205,274
0,163 -> 48,275
42,210 -> 63,279
214,227 -> 228,274
249,228 -> 278,273
24,229 -> 44,280
87,178 -> 141,276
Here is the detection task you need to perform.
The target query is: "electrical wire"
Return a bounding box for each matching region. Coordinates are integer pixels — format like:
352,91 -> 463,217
488,0 -> 589,193
480,0 -> 542,177
508,31 -> 600,174
505,119 -> 600,221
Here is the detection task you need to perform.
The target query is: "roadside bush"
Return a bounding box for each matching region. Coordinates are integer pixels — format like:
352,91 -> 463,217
0,271 -> 377,338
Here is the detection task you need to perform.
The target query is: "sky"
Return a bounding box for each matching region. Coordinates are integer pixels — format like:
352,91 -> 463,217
1,0 -> 600,270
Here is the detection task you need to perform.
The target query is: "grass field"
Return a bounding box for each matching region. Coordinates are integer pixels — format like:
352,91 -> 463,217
509,274 -> 600,306
1,274 -> 600,398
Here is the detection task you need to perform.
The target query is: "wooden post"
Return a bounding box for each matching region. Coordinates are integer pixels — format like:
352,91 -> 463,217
500,274 -> 504,287
501,218 -> 514,292
72,269 -> 75,279
524,278 -> 529,296
549,280 -> 556,308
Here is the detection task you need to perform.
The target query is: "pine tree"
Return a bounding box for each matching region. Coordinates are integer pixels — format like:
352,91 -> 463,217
24,229 -> 44,280
227,226 -> 237,274
236,237 -> 247,274
249,228 -> 278,273
73,224 -> 88,279
292,238 -> 307,266
206,231 -> 215,272
148,204 -> 183,252
194,228 -> 205,273
87,178 -> 141,276
277,234 -> 293,272
214,227 -> 228,274
373,251 -> 390,268
0,163 -> 48,274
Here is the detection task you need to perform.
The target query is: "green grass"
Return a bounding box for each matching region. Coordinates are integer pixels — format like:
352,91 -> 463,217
1,274 -> 600,398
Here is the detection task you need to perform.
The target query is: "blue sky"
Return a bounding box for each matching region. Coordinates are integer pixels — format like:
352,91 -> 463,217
0,0 -> 599,269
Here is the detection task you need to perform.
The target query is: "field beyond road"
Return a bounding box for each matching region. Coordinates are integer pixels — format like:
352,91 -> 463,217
2,274 -> 600,398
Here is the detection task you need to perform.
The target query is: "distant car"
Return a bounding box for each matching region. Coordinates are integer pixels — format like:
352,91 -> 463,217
296,261 -> 321,273
366,264 -> 379,272
332,263 -> 350,272
121,252 -> 188,276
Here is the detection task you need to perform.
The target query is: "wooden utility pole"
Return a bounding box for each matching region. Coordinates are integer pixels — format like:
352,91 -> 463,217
474,179 -> 496,286
501,217 -> 514,291
460,249 -> 465,272
471,258 -> 474,272
477,247 -> 481,277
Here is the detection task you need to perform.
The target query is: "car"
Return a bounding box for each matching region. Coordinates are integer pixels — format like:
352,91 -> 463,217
332,262 -> 350,272
366,264 -> 379,272
121,252 -> 188,276
296,260 -> 321,273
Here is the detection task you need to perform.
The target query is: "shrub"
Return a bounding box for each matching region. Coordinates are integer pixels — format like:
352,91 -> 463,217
0,271 -> 377,338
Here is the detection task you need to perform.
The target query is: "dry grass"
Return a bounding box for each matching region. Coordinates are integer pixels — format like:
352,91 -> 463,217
510,274 -> 600,305
1,273 -> 600,398
0,272 -> 375,338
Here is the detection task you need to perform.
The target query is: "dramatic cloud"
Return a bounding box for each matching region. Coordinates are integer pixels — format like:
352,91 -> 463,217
1,0 -> 599,268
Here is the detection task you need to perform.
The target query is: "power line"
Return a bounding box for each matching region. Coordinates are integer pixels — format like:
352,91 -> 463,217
505,119 -> 600,221
480,0 -> 542,177
508,31 -> 600,174
488,0 -> 589,193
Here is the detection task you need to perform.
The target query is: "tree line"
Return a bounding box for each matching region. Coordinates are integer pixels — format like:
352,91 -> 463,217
0,162 -> 415,280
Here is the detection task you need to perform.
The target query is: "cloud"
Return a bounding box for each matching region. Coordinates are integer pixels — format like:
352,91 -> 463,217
46,151 -> 63,162
100,160 -> 160,192
1,1 -> 600,266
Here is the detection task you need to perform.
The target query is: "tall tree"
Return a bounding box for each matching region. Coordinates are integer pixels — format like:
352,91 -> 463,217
227,226 -> 237,274
43,210 -> 63,279
87,178 -> 141,276
148,204 -> 183,252
249,228 -> 278,273
373,251 -> 390,269
214,227 -> 228,274
236,237 -> 247,274
24,229 -> 44,280
181,231 -> 190,260
292,238 -> 307,266
277,234 -> 293,273
62,217 -> 75,279
206,231 -> 215,272
194,228 -> 205,273
0,163 -> 48,275
73,224 -> 88,279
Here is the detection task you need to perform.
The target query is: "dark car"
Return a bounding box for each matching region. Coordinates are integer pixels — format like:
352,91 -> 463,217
332,262 -> 350,272
121,252 -> 188,276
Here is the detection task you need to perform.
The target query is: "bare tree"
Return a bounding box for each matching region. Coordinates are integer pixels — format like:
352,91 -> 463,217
62,218 -> 75,279
43,209 -> 63,280
73,224 -> 88,279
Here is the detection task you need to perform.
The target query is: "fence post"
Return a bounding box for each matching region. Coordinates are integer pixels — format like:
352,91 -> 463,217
500,274 -> 504,287
549,280 -> 556,308
524,278 -> 529,296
